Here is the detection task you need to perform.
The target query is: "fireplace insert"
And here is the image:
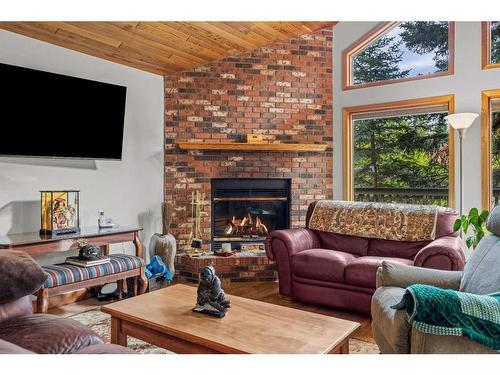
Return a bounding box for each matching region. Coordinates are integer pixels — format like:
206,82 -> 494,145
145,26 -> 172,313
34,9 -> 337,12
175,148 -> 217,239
211,178 -> 291,252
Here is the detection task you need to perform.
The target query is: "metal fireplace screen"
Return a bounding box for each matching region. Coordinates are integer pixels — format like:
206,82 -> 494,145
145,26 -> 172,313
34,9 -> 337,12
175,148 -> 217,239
211,178 -> 291,251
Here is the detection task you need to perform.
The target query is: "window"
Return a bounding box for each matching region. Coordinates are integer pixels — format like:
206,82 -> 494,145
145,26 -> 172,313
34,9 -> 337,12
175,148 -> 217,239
481,21 -> 500,69
343,96 -> 455,207
342,22 -> 455,90
481,90 -> 500,209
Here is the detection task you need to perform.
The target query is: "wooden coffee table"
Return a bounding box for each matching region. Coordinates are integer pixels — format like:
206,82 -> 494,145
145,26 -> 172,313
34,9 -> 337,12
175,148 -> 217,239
101,284 -> 360,354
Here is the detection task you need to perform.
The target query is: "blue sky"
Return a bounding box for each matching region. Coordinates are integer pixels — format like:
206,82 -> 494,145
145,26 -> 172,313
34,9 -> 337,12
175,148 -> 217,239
385,24 -> 438,76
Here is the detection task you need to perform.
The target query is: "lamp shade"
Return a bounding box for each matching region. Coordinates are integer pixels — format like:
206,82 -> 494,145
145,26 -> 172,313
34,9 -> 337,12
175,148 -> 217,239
444,113 -> 479,129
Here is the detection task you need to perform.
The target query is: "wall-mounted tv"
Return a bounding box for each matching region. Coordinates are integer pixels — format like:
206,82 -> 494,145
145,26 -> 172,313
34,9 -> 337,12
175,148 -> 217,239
0,62 -> 127,160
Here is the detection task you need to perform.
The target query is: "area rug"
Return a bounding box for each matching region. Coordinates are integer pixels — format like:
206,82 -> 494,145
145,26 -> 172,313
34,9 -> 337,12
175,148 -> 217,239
70,308 -> 380,354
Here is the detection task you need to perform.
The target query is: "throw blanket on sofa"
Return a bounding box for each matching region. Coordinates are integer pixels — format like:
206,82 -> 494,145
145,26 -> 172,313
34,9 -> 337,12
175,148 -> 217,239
392,284 -> 500,351
307,200 -> 438,241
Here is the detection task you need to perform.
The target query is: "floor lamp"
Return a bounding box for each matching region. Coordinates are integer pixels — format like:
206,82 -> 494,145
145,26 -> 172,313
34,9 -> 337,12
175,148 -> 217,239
444,113 -> 479,215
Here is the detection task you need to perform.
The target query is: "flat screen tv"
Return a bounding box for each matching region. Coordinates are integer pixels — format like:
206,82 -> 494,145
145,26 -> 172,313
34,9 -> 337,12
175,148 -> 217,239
0,62 -> 127,160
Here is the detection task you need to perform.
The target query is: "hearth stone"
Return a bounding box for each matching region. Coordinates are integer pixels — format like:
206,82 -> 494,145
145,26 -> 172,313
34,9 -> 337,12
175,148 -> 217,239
174,253 -> 277,285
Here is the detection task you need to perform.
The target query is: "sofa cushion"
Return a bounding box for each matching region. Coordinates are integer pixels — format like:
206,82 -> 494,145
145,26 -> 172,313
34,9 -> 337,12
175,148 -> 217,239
345,256 -> 413,288
460,234 -> 500,295
42,254 -> 144,288
0,313 -> 103,354
368,238 -> 428,259
292,249 -> 358,283
0,250 -> 48,303
316,232 -> 369,256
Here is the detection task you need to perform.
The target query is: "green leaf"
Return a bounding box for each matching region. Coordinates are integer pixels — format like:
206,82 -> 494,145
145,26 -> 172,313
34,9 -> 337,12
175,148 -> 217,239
466,237 -> 474,249
462,218 -> 469,233
476,227 -> 485,240
453,218 -> 462,232
470,215 -> 479,227
479,210 -> 489,222
469,207 -> 479,218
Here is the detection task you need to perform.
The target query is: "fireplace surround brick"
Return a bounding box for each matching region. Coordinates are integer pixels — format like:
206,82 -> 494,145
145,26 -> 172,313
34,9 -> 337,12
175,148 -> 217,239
164,28 -> 333,252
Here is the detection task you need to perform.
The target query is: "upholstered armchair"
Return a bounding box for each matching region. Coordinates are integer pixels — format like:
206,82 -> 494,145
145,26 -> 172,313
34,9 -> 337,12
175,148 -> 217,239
371,206 -> 500,354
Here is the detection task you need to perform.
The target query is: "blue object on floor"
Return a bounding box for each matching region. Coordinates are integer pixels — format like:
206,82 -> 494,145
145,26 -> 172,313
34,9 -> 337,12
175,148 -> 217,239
145,255 -> 173,281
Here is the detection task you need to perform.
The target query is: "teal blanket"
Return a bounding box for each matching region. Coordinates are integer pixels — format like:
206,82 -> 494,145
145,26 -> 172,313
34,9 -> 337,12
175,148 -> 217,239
392,284 -> 500,351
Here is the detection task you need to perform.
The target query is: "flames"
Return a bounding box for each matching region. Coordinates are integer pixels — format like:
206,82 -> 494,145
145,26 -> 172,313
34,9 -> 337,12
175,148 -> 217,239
224,213 -> 269,236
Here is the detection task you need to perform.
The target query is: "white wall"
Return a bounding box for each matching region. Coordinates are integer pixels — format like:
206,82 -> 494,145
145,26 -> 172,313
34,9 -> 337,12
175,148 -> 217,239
0,30 -> 164,264
333,22 -> 500,214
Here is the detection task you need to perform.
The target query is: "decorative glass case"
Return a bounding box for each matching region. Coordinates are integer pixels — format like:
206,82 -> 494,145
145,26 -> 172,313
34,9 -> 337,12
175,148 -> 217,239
40,190 -> 80,235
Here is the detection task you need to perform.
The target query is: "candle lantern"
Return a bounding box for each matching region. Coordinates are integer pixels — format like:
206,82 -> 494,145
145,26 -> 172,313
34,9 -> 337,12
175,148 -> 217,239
40,190 -> 80,235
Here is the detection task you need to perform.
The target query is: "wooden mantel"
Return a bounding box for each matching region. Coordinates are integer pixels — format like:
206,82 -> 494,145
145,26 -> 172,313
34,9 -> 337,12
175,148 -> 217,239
176,141 -> 328,152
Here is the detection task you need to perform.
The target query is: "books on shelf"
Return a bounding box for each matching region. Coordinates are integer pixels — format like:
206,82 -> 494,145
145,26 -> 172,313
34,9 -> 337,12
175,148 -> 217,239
65,256 -> 110,267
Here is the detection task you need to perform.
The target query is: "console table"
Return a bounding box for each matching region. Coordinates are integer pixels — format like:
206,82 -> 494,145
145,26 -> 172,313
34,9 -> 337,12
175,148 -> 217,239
0,226 -> 147,312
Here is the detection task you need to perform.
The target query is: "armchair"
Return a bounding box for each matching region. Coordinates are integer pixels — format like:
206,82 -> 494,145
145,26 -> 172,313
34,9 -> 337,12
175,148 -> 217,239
371,204 -> 500,354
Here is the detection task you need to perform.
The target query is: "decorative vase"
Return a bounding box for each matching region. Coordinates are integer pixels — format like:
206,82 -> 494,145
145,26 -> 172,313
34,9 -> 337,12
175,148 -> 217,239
149,202 -> 177,274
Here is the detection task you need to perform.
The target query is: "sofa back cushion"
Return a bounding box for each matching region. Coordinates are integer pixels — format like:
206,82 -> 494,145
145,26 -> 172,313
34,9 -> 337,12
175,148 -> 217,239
316,231 -> 369,257
435,208 -> 459,238
460,234 -> 500,295
367,238 -> 428,259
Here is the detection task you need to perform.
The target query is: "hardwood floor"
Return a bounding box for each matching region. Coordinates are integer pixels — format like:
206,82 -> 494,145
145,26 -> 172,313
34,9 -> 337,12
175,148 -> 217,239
50,280 -> 374,343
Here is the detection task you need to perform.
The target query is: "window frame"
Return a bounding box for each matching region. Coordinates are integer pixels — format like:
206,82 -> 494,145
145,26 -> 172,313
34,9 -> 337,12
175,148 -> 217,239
481,89 -> 500,210
343,95 -> 456,208
342,22 -> 456,91
481,22 -> 500,70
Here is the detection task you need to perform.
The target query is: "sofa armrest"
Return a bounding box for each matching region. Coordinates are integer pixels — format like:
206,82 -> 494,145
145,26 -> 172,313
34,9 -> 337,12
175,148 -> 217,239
376,262 -> 462,290
265,228 -> 319,296
265,228 -> 320,261
410,326 -> 495,354
413,236 -> 465,271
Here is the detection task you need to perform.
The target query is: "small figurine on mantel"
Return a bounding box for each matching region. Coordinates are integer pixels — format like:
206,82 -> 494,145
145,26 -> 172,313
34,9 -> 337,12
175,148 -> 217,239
192,265 -> 231,318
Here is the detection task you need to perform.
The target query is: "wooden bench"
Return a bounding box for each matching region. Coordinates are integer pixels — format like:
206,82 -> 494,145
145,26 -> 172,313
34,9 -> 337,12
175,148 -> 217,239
0,226 -> 148,312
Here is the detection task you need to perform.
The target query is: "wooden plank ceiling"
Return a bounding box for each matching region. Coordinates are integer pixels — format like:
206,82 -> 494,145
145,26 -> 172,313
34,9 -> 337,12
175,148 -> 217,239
0,22 -> 335,75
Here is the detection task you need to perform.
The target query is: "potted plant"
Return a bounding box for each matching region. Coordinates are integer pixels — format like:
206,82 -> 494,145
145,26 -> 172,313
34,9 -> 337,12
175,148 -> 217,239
453,208 -> 490,249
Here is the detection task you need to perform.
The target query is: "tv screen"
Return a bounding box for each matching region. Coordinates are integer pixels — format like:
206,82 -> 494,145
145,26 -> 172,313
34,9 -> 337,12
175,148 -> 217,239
0,62 -> 127,160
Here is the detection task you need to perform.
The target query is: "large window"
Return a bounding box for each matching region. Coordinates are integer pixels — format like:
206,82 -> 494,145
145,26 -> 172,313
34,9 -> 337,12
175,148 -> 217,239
482,22 -> 500,69
342,22 -> 454,90
343,96 -> 455,207
482,90 -> 500,209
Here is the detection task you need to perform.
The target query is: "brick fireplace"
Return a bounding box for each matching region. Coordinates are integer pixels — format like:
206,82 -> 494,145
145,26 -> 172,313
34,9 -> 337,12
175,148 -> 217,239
164,27 -> 333,254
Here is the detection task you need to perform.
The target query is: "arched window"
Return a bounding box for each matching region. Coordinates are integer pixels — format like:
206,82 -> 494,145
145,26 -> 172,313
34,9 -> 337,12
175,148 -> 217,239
342,22 -> 455,90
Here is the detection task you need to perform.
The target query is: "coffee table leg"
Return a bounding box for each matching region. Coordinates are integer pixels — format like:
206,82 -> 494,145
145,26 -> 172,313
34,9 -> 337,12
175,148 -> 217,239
111,316 -> 127,346
329,338 -> 349,354
339,339 -> 349,354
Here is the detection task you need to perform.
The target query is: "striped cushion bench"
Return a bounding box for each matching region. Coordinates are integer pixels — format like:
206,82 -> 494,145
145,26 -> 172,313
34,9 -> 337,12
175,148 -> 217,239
42,254 -> 144,288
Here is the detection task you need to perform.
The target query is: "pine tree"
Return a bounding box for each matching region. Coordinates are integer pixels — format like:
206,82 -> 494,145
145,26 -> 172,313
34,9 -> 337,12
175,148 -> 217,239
399,21 -> 449,72
352,36 -> 410,84
491,21 -> 500,64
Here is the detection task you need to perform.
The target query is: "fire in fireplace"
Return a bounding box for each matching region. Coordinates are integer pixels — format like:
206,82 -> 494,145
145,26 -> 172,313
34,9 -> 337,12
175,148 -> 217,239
224,213 -> 269,236
211,178 -> 291,252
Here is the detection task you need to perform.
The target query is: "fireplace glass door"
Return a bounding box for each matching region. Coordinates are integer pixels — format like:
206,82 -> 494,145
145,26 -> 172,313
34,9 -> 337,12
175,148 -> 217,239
211,178 -> 290,251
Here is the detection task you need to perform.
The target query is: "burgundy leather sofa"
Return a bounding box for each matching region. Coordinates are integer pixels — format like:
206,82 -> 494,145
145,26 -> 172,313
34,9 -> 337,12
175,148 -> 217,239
265,201 -> 465,315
